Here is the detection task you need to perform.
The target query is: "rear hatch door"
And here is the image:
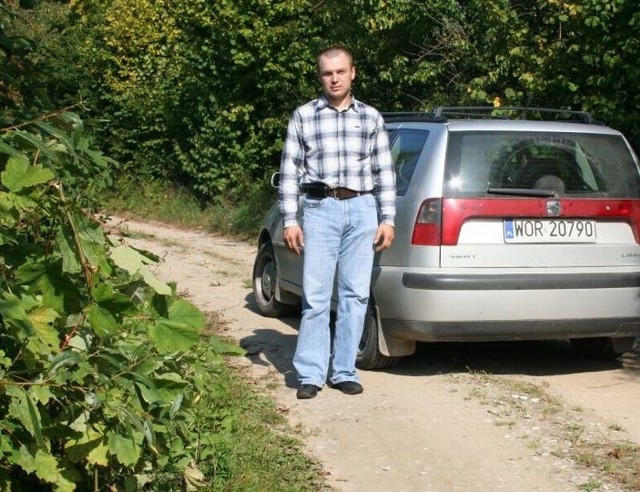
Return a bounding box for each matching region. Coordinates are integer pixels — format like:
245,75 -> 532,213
439,127 -> 640,268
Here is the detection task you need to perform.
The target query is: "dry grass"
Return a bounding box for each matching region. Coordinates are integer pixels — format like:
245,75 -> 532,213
461,371 -> 640,491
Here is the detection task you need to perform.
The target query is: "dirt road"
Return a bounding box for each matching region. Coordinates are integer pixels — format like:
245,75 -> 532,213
116,217 -> 640,491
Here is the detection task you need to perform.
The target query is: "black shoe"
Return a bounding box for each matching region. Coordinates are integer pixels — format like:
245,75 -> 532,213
296,384 -> 320,399
332,381 -> 363,395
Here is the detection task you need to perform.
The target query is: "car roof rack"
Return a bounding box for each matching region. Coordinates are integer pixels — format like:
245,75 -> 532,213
382,107 -> 595,124
432,106 -> 594,124
382,111 -> 445,123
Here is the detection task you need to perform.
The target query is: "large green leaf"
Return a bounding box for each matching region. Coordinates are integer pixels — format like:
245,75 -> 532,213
135,382 -> 163,405
0,155 -> 54,192
12,130 -> 62,165
0,293 -> 34,337
5,386 -> 45,449
16,260 -> 79,313
107,432 -> 141,467
55,227 -> 82,274
110,244 -> 144,273
110,244 -> 171,295
168,299 -> 204,330
146,299 -> 205,353
16,446 -> 76,492
49,265 -> 83,314
26,306 -> 61,356
92,282 -> 135,316
72,212 -> 113,277
65,427 -> 108,466
87,304 -> 118,337
140,266 -> 171,295
209,336 -> 245,356
136,372 -> 186,405
148,319 -> 200,354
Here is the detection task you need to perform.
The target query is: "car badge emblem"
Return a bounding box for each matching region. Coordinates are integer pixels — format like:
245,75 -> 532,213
546,200 -> 561,216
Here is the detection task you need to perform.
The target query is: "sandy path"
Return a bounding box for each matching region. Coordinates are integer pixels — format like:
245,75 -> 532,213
115,217 -> 639,491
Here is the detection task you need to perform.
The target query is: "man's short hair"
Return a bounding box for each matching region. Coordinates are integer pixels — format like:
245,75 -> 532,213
316,45 -> 354,72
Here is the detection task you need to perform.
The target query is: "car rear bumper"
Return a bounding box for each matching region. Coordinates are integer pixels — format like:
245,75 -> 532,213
373,268 -> 640,341
402,271 -> 640,290
383,317 -> 640,342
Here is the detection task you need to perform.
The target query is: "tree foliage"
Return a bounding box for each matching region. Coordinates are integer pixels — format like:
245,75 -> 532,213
70,0 -> 322,199
63,0 -> 640,205
0,3 -> 245,490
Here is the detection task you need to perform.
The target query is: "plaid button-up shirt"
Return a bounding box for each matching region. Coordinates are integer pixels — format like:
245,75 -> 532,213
278,94 -> 396,228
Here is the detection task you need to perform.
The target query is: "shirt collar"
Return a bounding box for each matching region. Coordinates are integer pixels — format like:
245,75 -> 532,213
316,93 -> 361,112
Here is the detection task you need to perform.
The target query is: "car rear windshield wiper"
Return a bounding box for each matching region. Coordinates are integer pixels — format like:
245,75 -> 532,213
487,187 -> 557,198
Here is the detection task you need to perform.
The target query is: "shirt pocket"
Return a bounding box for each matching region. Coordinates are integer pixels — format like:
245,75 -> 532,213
345,131 -> 369,163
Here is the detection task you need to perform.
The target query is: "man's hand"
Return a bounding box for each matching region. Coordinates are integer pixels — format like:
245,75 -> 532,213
374,224 -> 395,252
283,225 -> 304,255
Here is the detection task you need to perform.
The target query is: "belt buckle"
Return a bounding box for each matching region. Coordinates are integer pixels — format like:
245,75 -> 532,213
327,188 -> 339,199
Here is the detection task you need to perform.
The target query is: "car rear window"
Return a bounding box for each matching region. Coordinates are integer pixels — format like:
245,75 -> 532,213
444,131 -> 640,198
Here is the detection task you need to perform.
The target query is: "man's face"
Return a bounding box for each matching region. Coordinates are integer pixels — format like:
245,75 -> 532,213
317,51 -> 355,106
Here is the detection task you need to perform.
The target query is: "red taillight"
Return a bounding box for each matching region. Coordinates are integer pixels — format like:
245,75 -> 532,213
411,198 -> 442,245
417,198 -> 640,246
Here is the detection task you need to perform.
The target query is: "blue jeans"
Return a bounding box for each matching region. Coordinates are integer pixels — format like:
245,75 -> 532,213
293,193 -> 378,387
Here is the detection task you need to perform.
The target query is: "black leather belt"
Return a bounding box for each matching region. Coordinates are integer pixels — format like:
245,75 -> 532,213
304,186 -> 372,200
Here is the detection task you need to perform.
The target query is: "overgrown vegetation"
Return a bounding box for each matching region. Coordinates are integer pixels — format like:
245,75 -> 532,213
103,177 -> 275,242
0,3 -> 324,490
3,1 -> 640,488
13,0 -> 637,238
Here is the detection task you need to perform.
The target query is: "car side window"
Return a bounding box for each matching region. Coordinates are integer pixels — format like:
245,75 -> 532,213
389,129 -> 429,196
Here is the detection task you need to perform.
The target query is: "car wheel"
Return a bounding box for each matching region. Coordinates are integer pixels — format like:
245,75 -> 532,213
570,337 -> 630,361
252,241 -> 297,317
356,299 -> 400,370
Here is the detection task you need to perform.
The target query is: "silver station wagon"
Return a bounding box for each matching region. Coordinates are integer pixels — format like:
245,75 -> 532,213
252,107 -> 640,369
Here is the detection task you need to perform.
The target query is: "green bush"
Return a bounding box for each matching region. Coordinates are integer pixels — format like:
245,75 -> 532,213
0,110 -> 254,490
0,5 -> 246,489
69,0 -> 318,200
30,0 -> 640,211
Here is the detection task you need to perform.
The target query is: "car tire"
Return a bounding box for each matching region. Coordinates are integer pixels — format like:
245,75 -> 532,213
356,299 -> 400,370
252,241 -> 298,317
570,337 -> 628,361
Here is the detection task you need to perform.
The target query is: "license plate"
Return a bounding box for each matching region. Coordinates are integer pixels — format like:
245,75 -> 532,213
504,219 -> 596,243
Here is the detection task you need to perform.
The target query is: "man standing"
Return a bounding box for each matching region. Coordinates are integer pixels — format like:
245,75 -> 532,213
278,46 -> 396,400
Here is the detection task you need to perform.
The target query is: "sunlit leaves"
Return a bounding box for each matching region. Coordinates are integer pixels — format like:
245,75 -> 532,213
5,387 -> 45,448
65,426 -> 109,466
0,33 -> 233,489
73,0 -> 316,197
1,155 -> 54,192
0,292 -> 34,337
149,299 -> 204,353
87,304 -> 118,337
15,446 -> 76,492
108,432 -> 142,467
27,306 -> 60,354
110,243 -> 171,295
0,127 -> 234,491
